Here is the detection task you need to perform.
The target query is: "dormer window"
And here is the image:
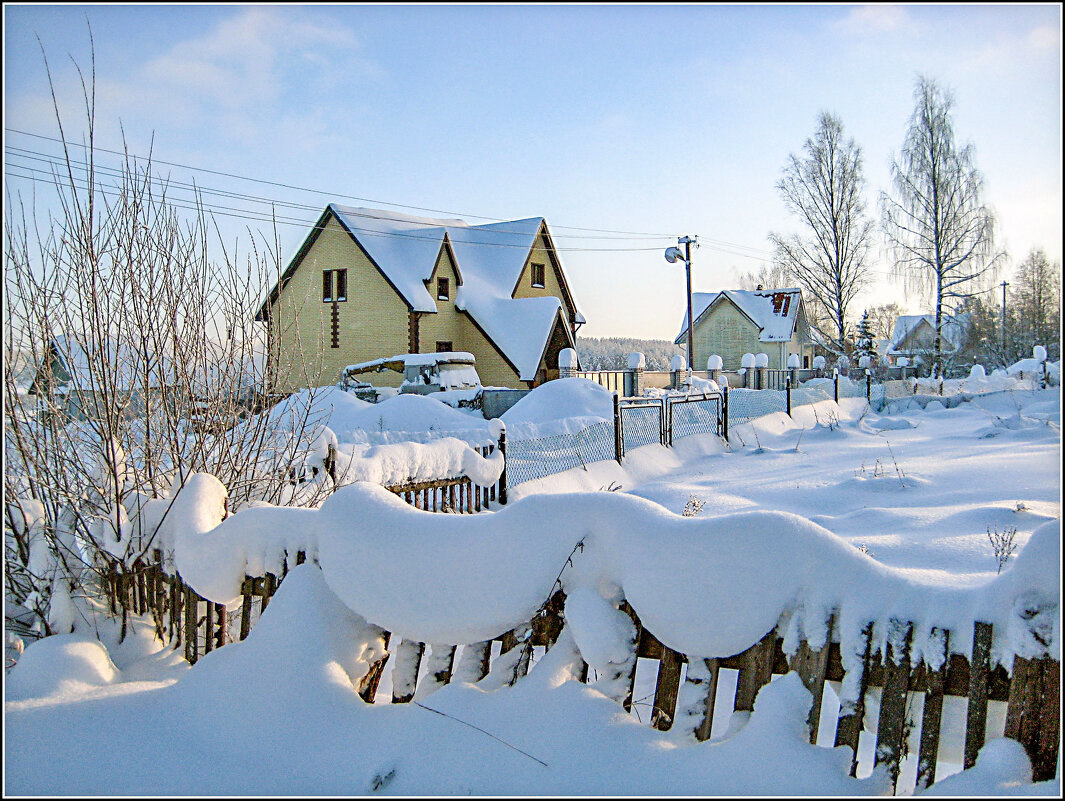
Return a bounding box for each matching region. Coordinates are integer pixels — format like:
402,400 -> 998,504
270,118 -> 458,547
437,277 -> 450,301
531,263 -> 545,288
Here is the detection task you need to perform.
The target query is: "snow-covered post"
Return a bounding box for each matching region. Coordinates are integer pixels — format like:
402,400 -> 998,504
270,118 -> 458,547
497,425 -> 507,506
1034,345 -> 1048,389
706,354 -> 723,386
558,347 -> 578,380
754,352 -> 769,390
833,368 -> 840,403
787,352 -> 801,387
626,352 -> 645,397
674,656 -> 721,741
613,393 -> 623,463
669,354 -> 687,390
858,355 -> 872,402
812,354 -> 826,378
740,353 -> 756,388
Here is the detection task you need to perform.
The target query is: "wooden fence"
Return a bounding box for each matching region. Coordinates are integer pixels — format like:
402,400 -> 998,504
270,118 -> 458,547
121,553 -> 1059,793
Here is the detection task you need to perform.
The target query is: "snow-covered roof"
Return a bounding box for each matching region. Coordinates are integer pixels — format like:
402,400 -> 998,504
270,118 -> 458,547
675,288 -> 803,344
886,315 -> 968,355
325,206 -> 582,381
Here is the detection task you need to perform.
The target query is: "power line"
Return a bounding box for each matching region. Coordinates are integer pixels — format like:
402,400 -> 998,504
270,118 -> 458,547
5,127 -> 679,238
3,168 -> 670,253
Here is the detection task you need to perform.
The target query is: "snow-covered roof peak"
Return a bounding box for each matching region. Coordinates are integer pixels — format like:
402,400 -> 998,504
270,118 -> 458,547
676,288 -> 803,343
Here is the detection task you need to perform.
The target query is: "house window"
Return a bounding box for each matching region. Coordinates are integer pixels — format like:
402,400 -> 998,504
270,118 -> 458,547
323,269 -> 348,302
437,277 -> 449,301
436,341 -> 453,353
531,263 -> 545,288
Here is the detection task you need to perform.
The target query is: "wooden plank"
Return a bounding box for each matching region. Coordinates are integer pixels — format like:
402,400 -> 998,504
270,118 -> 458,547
652,646 -> 683,731
734,630 -> 777,712
788,626 -> 832,743
873,620 -> 913,792
239,589 -> 253,642
260,573 -> 277,611
916,628 -> 950,791
964,621 -> 993,769
358,630 -> 391,703
184,587 -> 198,665
682,657 -> 720,742
391,640 -> 424,704
204,595 -> 215,654
1005,655 -> 1060,782
621,603 -> 641,713
835,622 -> 873,777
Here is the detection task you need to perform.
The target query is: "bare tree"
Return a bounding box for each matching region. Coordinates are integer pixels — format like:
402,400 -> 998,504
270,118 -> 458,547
1011,248 -> 1060,361
769,112 -> 873,356
4,41 -> 327,642
880,75 -> 1005,378
865,302 -> 904,342
735,262 -> 790,292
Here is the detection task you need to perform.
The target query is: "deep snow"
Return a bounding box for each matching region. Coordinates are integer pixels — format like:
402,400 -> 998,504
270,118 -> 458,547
5,384 -> 1060,796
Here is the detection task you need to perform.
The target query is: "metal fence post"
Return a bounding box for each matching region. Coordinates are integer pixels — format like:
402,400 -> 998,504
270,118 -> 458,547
722,384 -> 729,442
833,369 -> 839,403
786,375 -> 792,416
498,428 -> 508,505
613,393 -> 623,463
866,371 -> 871,403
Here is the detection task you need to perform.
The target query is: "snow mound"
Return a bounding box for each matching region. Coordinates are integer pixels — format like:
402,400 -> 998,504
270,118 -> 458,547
6,634 -> 120,701
323,392 -> 497,443
502,378 -> 614,437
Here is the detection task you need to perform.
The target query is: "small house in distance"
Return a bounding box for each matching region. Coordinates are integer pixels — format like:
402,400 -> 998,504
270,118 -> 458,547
256,205 -> 585,393
885,314 -> 969,367
674,287 -> 815,371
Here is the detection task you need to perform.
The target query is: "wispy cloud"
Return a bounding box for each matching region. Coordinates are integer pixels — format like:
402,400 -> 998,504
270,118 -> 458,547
833,5 -> 914,36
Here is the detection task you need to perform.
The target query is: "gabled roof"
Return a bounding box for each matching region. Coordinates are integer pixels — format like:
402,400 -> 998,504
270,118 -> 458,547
30,336 -> 174,394
886,314 -> 968,355
675,288 -> 804,344
259,206 -> 584,382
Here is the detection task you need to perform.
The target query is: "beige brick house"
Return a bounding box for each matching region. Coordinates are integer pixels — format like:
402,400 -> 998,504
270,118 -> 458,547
256,205 -> 585,392
674,287 -> 816,371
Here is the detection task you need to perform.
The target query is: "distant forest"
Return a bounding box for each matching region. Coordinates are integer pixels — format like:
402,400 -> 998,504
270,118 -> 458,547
576,337 -> 685,371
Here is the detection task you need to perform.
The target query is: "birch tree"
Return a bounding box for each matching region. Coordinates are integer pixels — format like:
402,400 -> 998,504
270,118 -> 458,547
769,112 -> 873,356
880,76 -> 1004,378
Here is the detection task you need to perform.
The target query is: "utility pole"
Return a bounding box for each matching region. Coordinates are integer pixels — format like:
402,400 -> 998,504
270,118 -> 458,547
1000,280 -> 1010,351
680,236 -> 695,378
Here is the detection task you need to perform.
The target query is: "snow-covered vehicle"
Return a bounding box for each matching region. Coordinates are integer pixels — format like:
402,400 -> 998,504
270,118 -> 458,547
340,352 -> 482,400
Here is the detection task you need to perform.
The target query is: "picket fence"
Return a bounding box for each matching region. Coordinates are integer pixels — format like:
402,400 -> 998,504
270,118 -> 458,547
111,549 -> 1059,794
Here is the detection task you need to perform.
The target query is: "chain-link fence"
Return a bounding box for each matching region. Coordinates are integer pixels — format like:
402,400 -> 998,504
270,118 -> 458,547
726,388 -> 787,431
619,401 -> 663,453
667,394 -> 723,444
505,419 -> 616,486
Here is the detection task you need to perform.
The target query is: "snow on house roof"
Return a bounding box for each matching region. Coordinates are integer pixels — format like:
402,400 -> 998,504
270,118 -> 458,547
886,314 -> 967,354
675,288 -> 803,344
329,206 -> 578,382
41,336 -> 174,392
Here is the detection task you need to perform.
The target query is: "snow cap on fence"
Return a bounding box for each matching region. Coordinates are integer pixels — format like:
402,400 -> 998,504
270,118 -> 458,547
1033,345 -> 1047,363
858,355 -> 871,369
897,357 -> 909,367
836,354 -> 850,369
706,354 -> 723,371
627,352 -> 646,370
970,364 -> 986,379
670,354 -> 687,372
741,353 -> 756,369
558,348 -> 578,369
754,353 -> 769,368
787,354 -> 800,369
812,355 -> 826,369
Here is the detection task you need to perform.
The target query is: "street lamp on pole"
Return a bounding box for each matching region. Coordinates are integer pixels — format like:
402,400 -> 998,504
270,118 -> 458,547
665,236 -> 698,383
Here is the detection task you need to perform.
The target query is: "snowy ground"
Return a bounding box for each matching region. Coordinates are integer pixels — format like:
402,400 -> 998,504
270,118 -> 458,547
5,386 -> 1060,795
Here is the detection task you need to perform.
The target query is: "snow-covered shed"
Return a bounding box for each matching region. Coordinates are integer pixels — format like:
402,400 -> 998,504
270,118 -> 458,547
256,206 -> 586,392
674,288 -> 815,371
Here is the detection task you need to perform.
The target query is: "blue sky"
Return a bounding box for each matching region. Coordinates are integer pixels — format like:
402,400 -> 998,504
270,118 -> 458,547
4,4 -> 1061,339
